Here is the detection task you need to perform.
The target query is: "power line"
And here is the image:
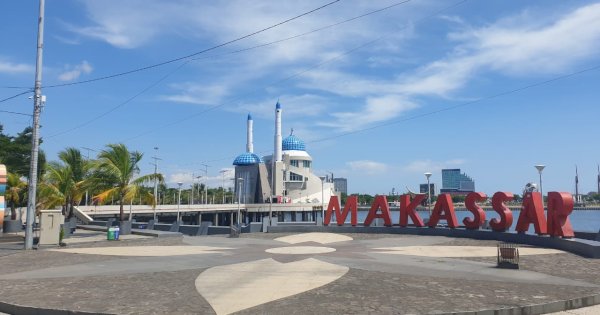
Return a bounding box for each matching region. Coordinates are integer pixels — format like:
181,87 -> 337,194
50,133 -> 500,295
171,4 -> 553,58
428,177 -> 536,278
47,0 -> 415,139
189,0 -> 412,63
0,90 -> 32,104
120,0 -> 467,143
42,0 -> 343,89
182,63 -> 600,164
0,109 -> 31,116
46,61 -> 190,139
309,63 -> 600,144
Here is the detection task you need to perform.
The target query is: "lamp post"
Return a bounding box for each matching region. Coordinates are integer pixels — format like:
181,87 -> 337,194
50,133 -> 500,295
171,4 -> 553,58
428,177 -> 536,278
424,172 -> 432,217
535,165 -> 546,200
151,147 -> 161,222
190,173 -> 195,205
219,170 -> 227,204
320,176 -> 326,225
177,182 -> 183,223
237,177 -> 244,226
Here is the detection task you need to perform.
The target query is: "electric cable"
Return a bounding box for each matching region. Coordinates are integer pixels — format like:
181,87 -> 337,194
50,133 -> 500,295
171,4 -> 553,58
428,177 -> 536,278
46,0 -> 416,138
180,63 -> 600,164
308,64 -> 600,144
119,0 -> 468,143
0,90 -> 33,104
46,61 -> 190,139
41,0 -> 342,89
0,109 -> 31,116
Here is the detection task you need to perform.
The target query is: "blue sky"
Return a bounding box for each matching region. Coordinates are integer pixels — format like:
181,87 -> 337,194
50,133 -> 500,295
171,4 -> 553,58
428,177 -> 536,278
1,0 -> 600,196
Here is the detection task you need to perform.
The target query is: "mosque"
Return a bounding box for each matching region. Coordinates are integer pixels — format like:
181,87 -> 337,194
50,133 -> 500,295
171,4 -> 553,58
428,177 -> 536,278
233,101 -> 335,204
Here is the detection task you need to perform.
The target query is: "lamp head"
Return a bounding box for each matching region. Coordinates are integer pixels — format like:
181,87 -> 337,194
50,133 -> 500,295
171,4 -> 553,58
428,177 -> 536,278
535,165 -> 546,173
424,172 -> 432,179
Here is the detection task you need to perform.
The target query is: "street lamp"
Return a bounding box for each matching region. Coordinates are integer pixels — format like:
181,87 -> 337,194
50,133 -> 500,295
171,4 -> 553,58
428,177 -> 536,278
177,182 -> 183,223
535,165 -> 546,199
219,170 -> 227,204
149,147 -> 161,222
424,172 -> 432,217
320,176 -> 326,225
237,177 -> 244,226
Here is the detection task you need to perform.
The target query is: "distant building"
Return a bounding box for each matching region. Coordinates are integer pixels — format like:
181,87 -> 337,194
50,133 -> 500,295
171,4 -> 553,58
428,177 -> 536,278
440,169 -> 475,195
333,178 -> 348,195
419,183 -> 436,196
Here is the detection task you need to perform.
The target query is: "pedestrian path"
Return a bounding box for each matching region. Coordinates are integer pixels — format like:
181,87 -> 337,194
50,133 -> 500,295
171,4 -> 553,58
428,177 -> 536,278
0,232 -> 597,315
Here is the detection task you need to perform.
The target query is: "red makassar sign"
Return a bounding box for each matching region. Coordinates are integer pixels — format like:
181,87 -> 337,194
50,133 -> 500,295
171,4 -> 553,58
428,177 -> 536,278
324,191 -> 574,237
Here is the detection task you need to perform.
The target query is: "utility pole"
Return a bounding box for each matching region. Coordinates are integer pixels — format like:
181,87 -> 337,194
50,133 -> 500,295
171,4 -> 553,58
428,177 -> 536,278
150,147 -> 161,222
25,0 -> 46,250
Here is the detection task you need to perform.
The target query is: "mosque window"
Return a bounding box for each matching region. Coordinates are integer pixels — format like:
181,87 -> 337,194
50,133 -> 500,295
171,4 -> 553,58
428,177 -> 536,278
303,160 -> 311,168
290,160 -> 299,167
289,172 -> 303,181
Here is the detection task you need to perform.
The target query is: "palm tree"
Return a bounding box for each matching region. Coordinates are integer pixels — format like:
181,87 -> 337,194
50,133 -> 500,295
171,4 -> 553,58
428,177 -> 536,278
5,172 -> 27,220
38,148 -> 91,218
92,144 -> 162,221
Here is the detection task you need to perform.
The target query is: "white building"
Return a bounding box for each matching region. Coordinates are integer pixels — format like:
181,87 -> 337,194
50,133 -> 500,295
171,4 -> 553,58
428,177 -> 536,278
233,101 -> 334,204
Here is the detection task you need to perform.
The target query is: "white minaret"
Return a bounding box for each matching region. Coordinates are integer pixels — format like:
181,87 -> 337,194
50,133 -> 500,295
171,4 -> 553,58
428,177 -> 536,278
246,113 -> 254,153
274,101 -> 282,162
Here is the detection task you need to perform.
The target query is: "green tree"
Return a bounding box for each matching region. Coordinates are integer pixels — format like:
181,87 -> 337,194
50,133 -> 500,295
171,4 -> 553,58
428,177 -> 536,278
38,148 -> 91,218
451,195 -> 466,203
0,125 -> 46,178
5,172 -> 27,220
92,144 -> 162,221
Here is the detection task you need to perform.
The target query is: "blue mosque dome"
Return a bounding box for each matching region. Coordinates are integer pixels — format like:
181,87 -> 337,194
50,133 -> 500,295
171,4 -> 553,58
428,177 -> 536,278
282,130 -> 306,151
233,152 -> 264,166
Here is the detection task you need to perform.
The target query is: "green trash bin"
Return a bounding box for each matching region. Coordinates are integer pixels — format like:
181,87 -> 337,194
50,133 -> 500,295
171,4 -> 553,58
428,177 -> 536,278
107,227 -> 115,240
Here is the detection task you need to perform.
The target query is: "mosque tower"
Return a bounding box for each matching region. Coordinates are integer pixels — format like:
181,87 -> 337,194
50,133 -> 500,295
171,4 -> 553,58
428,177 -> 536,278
274,101 -> 282,162
233,100 -> 335,206
247,113 -> 253,153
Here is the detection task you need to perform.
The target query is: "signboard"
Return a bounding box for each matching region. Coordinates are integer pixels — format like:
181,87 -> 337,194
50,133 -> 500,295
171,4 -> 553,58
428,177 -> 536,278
325,191 -> 574,237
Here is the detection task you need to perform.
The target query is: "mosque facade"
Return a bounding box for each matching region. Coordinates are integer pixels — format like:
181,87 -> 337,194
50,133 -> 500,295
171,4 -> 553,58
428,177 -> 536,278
233,101 -> 335,204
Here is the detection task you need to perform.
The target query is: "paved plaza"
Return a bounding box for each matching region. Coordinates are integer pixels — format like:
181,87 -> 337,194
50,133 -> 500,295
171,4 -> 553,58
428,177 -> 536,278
0,230 -> 598,314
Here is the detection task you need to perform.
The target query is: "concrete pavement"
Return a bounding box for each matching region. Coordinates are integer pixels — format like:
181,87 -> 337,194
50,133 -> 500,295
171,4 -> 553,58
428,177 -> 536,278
0,230 -> 597,314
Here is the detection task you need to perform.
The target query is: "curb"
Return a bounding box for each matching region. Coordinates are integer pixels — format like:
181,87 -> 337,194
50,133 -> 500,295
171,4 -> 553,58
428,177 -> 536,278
438,293 -> 600,315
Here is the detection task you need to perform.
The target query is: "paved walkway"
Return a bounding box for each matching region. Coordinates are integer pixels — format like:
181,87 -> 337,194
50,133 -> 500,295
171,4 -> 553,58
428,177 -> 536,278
0,230 -> 598,314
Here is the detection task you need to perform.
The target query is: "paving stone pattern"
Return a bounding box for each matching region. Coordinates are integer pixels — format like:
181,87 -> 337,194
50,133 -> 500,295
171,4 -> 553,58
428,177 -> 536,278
0,232 -> 598,314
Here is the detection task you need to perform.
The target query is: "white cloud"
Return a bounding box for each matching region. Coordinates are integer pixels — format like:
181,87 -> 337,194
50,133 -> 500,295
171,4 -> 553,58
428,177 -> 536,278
297,3 -> 600,130
167,168 -> 235,187
346,160 -> 387,175
0,59 -> 33,74
167,172 -> 194,185
319,95 -> 418,132
403,159 -> 466,173
162,83 -> 229,106
67,2 -> 600,139
58,61 -> 93,81
236,94 -> 330,119
396,2 -> 600,96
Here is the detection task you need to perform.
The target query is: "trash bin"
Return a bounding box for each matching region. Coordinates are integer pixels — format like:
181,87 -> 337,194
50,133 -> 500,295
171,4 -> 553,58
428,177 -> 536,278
107,227 -> 115,240
114,226 -> 120,240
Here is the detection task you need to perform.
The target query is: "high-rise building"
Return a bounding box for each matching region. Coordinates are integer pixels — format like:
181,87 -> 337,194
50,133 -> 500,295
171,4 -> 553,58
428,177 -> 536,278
440,169 -> 475,195
333,178 -> 348,195
419,183 -> 436,196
